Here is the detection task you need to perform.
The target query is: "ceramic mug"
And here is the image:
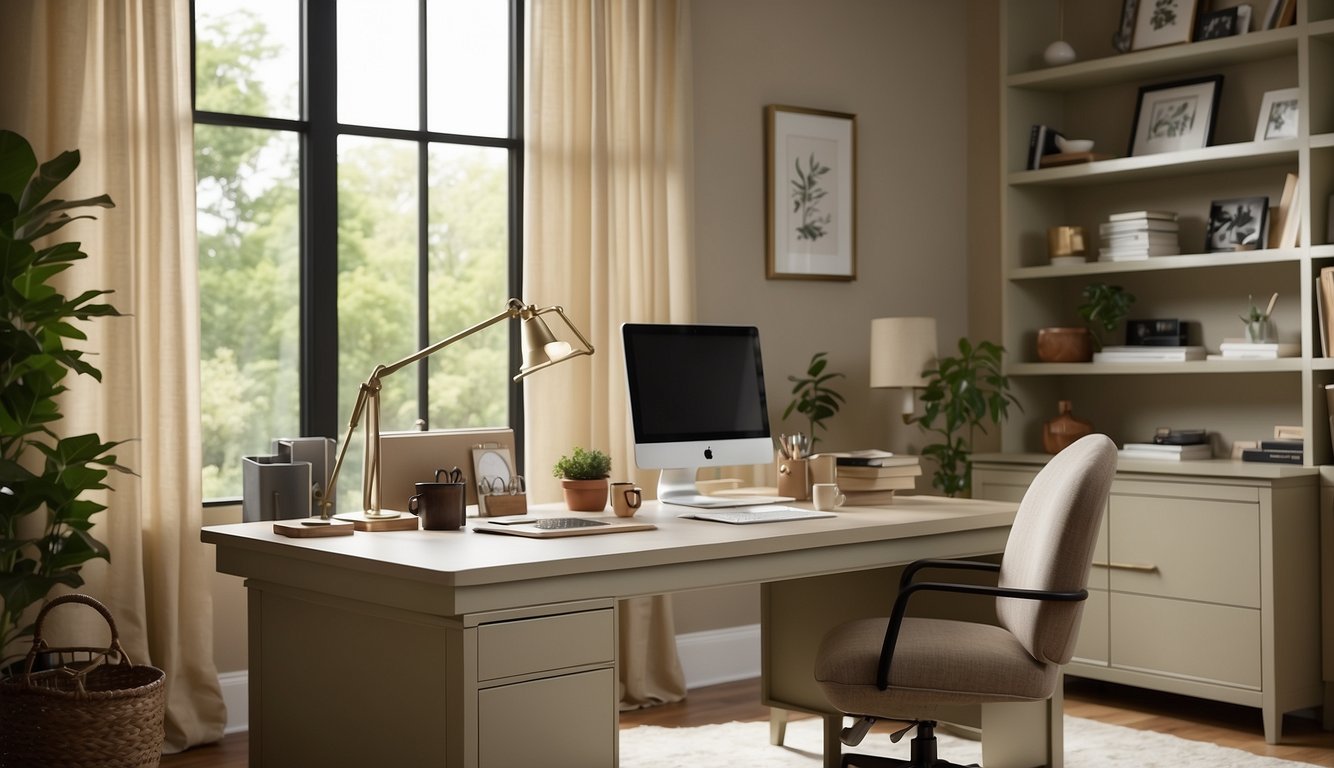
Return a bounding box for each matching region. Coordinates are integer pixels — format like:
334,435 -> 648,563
811,483 -> 845,512
409,481 -> 466,530
610,482 -> 643,518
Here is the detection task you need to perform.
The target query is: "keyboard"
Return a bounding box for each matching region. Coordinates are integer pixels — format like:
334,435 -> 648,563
687,505 -> 836,524
662,494 -> 795,509
532,517 -> 610,530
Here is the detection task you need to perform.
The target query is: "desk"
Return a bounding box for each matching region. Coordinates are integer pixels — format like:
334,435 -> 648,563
203,495 -> 1058,767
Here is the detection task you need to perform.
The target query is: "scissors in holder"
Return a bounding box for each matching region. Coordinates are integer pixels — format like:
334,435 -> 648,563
436,466 -> 464,484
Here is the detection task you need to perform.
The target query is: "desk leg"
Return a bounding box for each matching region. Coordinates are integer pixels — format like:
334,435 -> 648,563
822,714 -> 844,768
770,708 -> 789,745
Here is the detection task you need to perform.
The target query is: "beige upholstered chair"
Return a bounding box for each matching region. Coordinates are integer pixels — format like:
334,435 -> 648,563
814,433 -> 1117,768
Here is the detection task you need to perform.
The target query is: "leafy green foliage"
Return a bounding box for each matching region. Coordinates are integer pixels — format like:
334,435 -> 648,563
782,352 -> 845,449
790,154 -> 831,241
1077,283 -> 1135,351
0,129 -> 131,666
907,338 -> 1020,497
552,447 -> 612,481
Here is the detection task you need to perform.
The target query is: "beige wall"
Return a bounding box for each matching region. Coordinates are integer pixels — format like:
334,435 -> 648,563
208,0 -> 997,669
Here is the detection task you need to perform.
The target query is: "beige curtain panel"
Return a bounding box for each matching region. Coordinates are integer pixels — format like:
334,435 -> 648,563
525,0 -> 696,709
0,0 -> 226,752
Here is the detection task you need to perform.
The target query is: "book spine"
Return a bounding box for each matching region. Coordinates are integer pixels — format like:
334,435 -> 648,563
1240,448 -> 1304,464
1258,440 -> 1304,451
1028,124 -> 1044,171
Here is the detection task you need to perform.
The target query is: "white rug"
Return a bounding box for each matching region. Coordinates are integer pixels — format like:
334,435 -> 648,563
619,716 -> 1317,767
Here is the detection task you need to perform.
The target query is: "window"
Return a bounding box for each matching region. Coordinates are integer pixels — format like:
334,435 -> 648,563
193,0 -> 522,505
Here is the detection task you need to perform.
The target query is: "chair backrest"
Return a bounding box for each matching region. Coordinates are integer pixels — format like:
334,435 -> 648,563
995,433 -> 1116,665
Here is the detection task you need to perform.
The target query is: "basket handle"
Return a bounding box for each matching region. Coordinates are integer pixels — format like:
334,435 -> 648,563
23,594 -> 132,677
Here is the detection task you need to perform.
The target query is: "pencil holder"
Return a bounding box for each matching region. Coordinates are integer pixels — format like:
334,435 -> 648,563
777,458 -> 809,500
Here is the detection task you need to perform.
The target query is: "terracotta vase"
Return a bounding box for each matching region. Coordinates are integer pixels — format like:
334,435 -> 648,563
561,478 -> 609,511
1036,327 -> 1093,363
1042,400 -> 1094,454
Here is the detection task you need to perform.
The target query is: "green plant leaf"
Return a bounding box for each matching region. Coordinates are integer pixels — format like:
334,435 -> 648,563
0,130 -> 37,201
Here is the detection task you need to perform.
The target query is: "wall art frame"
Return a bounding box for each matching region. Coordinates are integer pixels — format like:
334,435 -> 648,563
765,105 -> 857,281
1128,75 -> 1223,156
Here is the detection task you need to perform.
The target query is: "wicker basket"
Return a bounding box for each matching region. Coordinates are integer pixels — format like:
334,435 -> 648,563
0,594 -> 166,767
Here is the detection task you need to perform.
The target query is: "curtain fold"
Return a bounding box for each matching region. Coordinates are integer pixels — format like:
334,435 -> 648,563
525,0 -> 695,709
0,0 -> 226,752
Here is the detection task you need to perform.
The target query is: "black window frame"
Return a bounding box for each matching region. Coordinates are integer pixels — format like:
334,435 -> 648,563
191,0 -> 526,503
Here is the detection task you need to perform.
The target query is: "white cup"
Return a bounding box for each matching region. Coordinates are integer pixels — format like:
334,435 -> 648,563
811,483 -> 845,512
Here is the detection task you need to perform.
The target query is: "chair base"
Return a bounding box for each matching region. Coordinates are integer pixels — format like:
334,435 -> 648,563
841,721 -> 979,768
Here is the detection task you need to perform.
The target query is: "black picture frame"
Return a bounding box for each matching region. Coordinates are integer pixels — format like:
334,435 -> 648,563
1114,0 -> 1140,52
1206,196 -> 1269,252
1194,7 -> 1238,40
1128,75 -> 1224,157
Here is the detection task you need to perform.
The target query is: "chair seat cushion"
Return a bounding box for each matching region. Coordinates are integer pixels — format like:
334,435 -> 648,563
814,616 -> 1059,721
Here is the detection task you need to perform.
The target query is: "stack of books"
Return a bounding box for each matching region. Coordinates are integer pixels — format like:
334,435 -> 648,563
1092,345 -> 1205,362
1206,338 -> 1300,360
1118,441 -> 1213,461
1098,211 -> 1180,261
1241,438 -> 1304,464
831,453 -> 922,505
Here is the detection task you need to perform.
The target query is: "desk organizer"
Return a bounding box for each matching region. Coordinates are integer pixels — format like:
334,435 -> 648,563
776,458 -> 809,500
479,492 -> 527,518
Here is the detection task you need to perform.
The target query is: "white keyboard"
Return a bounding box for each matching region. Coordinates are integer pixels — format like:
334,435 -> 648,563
687,505 -> 836,524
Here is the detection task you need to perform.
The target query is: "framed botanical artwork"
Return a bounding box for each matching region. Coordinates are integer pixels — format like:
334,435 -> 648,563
1128,75 -> 1223,156
1254,88 -> 1299,141
1132,0 -> 1200,50
765,105 -> 856,281
1194,7 -> 1239,40
1114,0 -> 1140,51
1206,196 -> 1269,252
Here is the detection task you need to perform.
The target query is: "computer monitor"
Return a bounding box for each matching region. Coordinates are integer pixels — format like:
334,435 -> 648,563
622,323 -> 774,500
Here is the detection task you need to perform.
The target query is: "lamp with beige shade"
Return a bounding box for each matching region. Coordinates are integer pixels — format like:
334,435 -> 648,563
870,317 -> 938,419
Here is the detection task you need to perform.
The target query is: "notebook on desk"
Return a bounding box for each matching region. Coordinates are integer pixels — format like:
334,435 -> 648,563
473,516 -> 657,538
683,505 -> 836,524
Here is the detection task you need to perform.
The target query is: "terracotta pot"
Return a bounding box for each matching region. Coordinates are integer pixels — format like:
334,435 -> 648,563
1036,327 -> 1093,363
1042,400 -> 1094,454
561,478 -> 609,511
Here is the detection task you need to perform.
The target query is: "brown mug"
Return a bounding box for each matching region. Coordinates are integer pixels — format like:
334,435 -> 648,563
610,482 -> 643,517
409,481 -> 465,531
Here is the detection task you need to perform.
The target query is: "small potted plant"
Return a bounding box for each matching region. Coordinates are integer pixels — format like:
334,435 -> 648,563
552,447 -> 613,511
1035,283 -> 1136,362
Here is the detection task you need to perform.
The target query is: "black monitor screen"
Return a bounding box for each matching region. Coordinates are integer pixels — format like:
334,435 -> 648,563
622,324 -> 770,443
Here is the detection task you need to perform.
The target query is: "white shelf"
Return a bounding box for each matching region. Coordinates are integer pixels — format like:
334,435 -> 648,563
1009,360 -> 1305,376
1009,140 -> 1300,187
1009,249 -> 1300,280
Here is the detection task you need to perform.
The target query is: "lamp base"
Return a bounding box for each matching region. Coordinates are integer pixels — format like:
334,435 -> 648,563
334,510 -> 421,532
273,517 -> 356,538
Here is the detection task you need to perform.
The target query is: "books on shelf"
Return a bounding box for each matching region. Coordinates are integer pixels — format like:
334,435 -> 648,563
1097,211 -> 1180,260
1206,339 -> 1300,360
817,450 -> 917,468
1093,345 -> 1205,362
1241,447 -> 1303,464
835,456 -> 921,492
836,464 -> 922,479
1118,442 -> 1213,461
1027,124 -> 1065,170
836,474 -> 920,492
1268,173 -> 1301,250
1108,210 -> 1177,222
1100,219 -> 1179,235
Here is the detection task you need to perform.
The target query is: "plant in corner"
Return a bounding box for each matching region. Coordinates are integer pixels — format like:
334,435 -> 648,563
552,447 -> 612,512
0,129 -> 132,668
782,352 -> 845,449
907,338 -> 1020,498
1078,283 -> 1136,352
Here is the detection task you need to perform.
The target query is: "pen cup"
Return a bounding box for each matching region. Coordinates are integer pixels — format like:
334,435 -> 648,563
409,481 -> 466,530
776,458 -> 809,501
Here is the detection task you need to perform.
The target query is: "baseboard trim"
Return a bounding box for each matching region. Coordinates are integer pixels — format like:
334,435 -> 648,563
217,623 -> 763,734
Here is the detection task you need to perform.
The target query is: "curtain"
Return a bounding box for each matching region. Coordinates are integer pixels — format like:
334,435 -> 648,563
525,0 -> 694,708
0,0 -> 226,752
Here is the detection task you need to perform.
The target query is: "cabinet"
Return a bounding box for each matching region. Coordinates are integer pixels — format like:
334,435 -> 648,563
974,458 -> 1321,744
999,0 -> 1334,462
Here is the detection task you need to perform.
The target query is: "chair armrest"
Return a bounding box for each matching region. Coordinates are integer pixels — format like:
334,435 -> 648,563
875,580 -> 1087,690
898,558 -> 999,592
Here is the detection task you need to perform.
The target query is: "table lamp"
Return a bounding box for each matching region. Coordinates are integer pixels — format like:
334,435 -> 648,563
869,317 -> 937,418
286,298 -> 593,536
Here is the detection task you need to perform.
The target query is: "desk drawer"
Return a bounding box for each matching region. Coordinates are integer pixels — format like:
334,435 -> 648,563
1110,593 -> 1260,689
479,668 -> 615,768
1107,494 -> 1258,608
477,609 -> 614,681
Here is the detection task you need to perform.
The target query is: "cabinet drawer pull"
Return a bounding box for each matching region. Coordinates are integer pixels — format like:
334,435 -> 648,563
1092,561 -> 1158,572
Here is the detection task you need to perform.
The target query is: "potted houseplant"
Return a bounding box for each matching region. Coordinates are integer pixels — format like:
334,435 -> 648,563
0,129 -> 131,668
907,337 -> 1020,497
782,352 -> 845,450
1035,283 -> 1136,362
552,447 -> 612,511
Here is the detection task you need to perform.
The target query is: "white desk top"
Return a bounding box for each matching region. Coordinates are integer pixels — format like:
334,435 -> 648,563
203,495 -> 1017,616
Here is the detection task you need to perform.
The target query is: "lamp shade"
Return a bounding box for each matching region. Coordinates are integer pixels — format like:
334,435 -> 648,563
870,317 -> 937,389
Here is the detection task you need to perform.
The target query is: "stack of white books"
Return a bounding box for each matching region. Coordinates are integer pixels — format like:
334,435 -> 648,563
1206,338 -> 1300,360
1118,441 -> 1213,461
1092,345 -> 1205,362
1098,210 -> 1180,261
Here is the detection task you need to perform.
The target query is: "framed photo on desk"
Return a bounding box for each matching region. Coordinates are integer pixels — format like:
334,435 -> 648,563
765,105 -> 857,281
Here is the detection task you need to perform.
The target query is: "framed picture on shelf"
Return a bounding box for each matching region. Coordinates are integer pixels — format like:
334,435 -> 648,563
1205,196 -> 1269,252
1128,75 -> 1223,156
1132,0 -> 1199,50
1114,0 -> 1140,51
1254,88 -> 1299,141
765,105 -> 856,281
1194,7 -> 1239,40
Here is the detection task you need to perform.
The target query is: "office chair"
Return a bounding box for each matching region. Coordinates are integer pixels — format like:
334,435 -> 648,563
813,433 -> 1116,768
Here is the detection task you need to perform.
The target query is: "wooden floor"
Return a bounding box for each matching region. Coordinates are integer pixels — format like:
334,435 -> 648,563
161,677 -> 1334,767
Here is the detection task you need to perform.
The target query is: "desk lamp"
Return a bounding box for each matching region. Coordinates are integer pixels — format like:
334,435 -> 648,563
869,317 -> 937,419
288,298 -> 593,536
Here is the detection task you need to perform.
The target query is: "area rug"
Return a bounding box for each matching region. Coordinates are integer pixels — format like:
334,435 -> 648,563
619,716 -> 1316,767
